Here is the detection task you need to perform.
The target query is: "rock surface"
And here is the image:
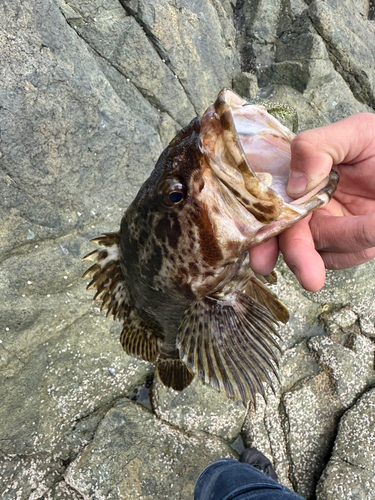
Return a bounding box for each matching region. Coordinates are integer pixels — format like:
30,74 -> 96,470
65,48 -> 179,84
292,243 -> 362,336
65,399 -> 234,500
316,388 -> 375,500
1,0 -> 375,499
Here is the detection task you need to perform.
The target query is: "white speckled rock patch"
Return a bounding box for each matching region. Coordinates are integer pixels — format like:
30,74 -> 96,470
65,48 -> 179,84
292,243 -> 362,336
316,388 -> 375,500
65,399 -> 234,500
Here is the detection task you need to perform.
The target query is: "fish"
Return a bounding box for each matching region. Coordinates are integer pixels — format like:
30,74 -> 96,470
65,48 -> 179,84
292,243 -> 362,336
83,89 -> 338,405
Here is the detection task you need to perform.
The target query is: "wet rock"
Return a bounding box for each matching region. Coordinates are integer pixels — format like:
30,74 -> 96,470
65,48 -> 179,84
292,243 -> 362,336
65,399 -> 234,500
316,388 -> 375,500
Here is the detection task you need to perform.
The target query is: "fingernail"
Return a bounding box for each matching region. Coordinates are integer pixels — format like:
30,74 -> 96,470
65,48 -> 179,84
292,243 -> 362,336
288,171 -> 307,196
291,265 -> 302,285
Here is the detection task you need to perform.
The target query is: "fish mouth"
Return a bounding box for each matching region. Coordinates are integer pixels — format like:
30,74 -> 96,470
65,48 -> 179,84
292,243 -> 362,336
199,89 -> 338,244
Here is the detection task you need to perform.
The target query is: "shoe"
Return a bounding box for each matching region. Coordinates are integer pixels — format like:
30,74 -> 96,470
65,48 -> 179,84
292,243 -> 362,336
239,448 -> 279,482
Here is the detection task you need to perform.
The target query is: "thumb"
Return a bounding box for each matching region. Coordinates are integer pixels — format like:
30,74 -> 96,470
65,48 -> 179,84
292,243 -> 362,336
287,130 -> 335,198
287,114 -> 375,198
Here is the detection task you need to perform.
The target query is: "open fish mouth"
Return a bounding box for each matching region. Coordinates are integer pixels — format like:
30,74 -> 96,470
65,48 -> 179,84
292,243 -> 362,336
199,89 -> 339,245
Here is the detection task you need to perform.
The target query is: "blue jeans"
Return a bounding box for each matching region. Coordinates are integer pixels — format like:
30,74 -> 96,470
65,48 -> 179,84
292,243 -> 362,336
194,459 -> 306,500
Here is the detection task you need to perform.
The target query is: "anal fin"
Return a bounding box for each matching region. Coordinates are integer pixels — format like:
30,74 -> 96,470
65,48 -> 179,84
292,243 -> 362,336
120,309 -> 163,363
157,353 -> 195,392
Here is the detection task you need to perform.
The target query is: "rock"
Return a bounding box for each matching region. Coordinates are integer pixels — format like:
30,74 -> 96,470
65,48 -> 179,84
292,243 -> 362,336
308,0 -> 375,108
265,259 -> 326,349
152,374 -> 247,441
358,314 -> 375,339
280,340 -> 320,391
40,482 -> 84,500
316,388 -> 375,500
309,322 -> 375,408
119,0 -> 239,115
235,0 -> 372,131
60,0 -> 197,126
0,299 -> 154,499
243,387 -> 294,491
65,399 -> 234,500
282,372 -> 343,499
232,72 -> 259,99
2,0 -> 375,498
0,0 -> 240,497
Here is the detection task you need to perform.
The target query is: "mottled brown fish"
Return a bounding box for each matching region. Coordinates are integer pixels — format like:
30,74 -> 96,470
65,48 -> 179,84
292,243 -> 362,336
83,89 -> 338,405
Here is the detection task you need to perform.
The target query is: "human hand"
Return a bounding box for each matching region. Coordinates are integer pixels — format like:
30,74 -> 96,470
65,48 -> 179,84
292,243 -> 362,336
249,113 -> 375,291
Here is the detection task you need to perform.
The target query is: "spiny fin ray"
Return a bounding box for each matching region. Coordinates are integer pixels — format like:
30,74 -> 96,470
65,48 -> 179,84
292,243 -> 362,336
245,277 -> 289,324
82,233 -> 163,363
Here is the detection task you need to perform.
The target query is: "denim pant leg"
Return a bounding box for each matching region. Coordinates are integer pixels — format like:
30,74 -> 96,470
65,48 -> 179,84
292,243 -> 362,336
194,459 -> 306,500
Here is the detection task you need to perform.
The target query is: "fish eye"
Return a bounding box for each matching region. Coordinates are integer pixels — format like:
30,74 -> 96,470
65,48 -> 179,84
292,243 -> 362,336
168,191 -> 184,204
158,179 -> 187,207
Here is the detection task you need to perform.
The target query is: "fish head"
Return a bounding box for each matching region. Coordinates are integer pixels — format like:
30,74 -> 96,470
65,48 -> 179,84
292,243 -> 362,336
120,89 -> 337,301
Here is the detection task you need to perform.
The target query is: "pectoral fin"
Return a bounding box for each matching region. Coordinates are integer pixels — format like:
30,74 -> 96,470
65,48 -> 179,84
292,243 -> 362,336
177,292 -> 280,405
254,270 -> 277,285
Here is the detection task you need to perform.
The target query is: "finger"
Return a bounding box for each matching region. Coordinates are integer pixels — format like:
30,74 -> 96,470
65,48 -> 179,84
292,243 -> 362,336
279,217 -> 326,292
288,113 -> 375,198
248,237 -> 279,275
320,246 -> 375,270
311,212 -> 375,253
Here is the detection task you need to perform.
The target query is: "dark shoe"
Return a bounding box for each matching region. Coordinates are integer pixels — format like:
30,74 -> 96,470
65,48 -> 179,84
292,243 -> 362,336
239,448 -> 279,482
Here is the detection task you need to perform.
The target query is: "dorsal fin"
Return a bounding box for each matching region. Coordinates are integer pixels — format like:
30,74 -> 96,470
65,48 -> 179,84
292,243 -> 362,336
83,233 -> 163,362
83,233 -> 131,320
177,292 -> 280,405
245,276 -> 289,324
